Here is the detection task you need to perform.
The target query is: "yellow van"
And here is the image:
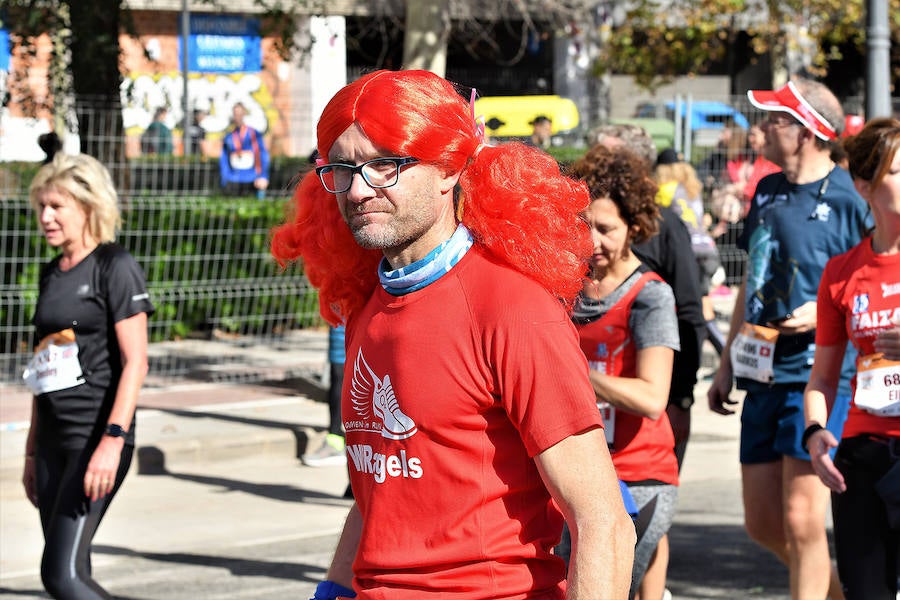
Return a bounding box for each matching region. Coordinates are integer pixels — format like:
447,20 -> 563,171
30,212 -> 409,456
473,95 -> 580,141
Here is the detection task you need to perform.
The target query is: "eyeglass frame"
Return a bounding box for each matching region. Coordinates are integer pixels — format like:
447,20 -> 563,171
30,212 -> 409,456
762,114 -> 803,129
315,156 -> 420,194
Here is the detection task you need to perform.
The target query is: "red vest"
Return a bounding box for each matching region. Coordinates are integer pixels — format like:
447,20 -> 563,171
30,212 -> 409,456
576,271 -> 679,485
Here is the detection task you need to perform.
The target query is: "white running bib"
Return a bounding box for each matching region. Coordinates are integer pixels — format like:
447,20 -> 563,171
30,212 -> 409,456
731,322 -> 779,383
22,329 -> 85,395
229,150 -> 254,170
855,354 -> 900,417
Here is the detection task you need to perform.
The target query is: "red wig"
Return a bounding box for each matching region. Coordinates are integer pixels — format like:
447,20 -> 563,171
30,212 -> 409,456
271,70 -> 592,325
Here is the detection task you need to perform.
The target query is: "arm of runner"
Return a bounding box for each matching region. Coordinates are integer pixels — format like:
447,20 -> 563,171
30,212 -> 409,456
708,276 -> 747,415
22,396 -> 38,508
589,346 -> 673,419
84,312 -> 148,502
803,343 -> 846,493
535,428 -> 635,600
324,502 -> 362,591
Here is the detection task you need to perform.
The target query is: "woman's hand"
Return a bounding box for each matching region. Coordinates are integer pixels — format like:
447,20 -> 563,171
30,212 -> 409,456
874,321 -> 900,361
84,436 -> 123,502
22,456 -> 38,508
808,428 -> 845,493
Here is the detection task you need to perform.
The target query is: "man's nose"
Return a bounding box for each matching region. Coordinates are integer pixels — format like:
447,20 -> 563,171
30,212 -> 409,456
345,171 -> 374,200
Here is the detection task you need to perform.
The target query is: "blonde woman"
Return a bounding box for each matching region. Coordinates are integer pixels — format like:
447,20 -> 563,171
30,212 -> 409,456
23,153 -> 154,599
654,149 -> 726,356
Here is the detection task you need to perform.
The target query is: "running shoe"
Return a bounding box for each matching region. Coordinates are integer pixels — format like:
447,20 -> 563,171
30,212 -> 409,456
302,433 -> 346,467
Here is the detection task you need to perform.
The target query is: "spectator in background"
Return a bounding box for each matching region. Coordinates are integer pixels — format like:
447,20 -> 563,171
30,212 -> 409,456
37,132 -> 62,165
187,108 -> 209,158
526,115 -> 553,149
587,123 -> 706,472
141,107 -> 173,155
708,77 -> 870,600
654,148 -> 726,355
302,325 -> 347,468
220,102 -> 270,198
740,123 -> 781,213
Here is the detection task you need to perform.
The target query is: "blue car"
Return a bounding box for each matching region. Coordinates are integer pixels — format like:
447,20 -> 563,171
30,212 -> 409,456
664,100 -> 749,130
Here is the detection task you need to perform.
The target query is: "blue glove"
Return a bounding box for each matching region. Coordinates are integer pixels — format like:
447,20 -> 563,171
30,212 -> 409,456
311,580 -> 356,600
619,479 -> 639,520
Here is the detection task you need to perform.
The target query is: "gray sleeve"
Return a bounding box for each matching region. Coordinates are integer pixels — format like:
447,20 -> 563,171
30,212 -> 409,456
629,279 -> 680,351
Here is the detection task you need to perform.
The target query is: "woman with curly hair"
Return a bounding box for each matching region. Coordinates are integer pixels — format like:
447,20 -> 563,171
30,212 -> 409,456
271,70 -> 635,600
565,145 -> 681,600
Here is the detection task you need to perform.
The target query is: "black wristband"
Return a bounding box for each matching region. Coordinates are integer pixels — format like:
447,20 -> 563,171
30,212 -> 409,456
801,423 -> 825,453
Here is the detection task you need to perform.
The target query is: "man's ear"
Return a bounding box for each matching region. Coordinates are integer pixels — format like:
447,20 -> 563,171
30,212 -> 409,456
439,169 -> 462,195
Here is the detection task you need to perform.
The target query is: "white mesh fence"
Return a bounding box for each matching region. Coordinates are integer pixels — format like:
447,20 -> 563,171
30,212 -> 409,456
1,196 -> 324,385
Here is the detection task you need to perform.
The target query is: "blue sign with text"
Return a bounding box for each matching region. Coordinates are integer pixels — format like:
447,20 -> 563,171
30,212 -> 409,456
179,14 -> 261,73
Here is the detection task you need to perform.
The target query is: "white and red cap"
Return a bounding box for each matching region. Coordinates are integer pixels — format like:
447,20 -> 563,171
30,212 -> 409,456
747,81 -> 838,141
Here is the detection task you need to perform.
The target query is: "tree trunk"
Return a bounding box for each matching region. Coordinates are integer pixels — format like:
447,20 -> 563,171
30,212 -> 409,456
68,1 -> 129,191
402,0 -> 450,76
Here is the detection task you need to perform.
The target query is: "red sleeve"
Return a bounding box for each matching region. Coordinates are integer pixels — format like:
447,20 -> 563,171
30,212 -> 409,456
815,257 -> 849,348
491,293 -> 602,457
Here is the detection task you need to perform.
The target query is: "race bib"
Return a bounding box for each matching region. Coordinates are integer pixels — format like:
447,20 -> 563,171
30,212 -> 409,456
598,401 -> 616,449
22,329 -> 85,395
229,150 -> 255,170
855,354 -> 900,417
730,322 -> 779,383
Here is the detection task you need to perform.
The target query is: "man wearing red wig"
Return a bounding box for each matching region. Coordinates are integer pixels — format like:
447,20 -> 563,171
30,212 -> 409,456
708,77 -> 870,599
271,70 -> 635,599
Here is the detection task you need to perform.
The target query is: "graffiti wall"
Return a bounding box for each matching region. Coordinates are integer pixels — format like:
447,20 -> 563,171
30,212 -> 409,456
121,71 -> 279,158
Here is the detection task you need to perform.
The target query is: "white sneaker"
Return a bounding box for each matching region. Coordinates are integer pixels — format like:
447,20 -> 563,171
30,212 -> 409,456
302,433 -> 346,467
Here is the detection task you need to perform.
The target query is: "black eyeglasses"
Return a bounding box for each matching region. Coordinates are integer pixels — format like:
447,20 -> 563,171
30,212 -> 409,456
315,156 -> 419,194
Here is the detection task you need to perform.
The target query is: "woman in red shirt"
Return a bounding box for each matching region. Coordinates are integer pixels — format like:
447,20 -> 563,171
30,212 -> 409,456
803,117 -> 900,600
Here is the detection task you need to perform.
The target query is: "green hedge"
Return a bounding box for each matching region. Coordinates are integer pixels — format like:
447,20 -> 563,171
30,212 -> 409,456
1,196 -> 321,347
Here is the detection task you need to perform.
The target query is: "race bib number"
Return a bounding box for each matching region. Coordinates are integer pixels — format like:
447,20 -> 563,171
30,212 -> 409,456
730,322 -> 779,383
22,329 -> 85,395
855,354 -> 900,417
597,401 -> 616,449
229,150 -> 254,170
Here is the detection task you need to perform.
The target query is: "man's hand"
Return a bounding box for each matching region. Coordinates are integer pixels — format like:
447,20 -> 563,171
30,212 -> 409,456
707,363 -> 739,415
769,300 -> 817,335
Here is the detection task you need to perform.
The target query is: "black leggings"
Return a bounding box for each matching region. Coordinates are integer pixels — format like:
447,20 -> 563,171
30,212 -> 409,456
832,436 -> 900,600
35,443 -> 133,600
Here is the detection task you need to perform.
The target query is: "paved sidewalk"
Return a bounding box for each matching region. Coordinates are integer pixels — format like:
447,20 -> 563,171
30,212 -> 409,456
0,289 -> 800,598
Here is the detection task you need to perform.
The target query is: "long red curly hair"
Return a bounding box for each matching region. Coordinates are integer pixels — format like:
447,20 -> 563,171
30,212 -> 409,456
271,70 -> 592,326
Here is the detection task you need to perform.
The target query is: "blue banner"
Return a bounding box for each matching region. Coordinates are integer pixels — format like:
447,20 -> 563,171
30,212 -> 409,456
0,29 -> 9,71
178,14 -> 261,73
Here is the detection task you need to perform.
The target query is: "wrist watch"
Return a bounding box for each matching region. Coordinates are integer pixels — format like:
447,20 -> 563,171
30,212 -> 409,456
104,423 -> 127,438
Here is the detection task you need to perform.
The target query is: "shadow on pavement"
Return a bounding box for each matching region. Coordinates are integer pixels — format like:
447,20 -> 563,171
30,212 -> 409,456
141,468 -> 352,506
92,545 -> 326,583
667,521 -> 789,599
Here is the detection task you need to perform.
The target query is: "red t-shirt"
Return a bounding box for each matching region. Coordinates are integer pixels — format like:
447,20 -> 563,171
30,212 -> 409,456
343,246 -> 602,599
817,238 -> 900,438
575,272 -> 679,485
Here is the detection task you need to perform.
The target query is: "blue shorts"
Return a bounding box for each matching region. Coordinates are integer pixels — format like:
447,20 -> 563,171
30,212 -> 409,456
739,385 -> 851,464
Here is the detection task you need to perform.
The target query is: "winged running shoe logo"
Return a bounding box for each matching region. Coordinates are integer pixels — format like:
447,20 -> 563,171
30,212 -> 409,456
350,348 -> 417,440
